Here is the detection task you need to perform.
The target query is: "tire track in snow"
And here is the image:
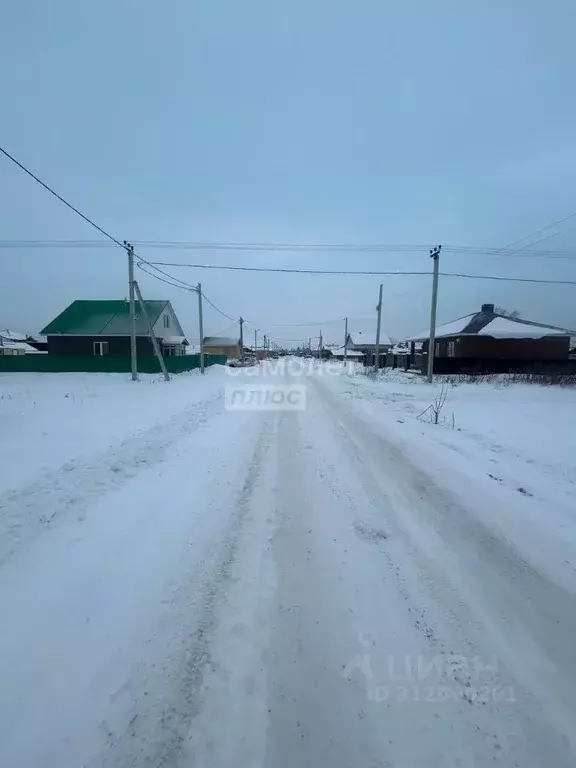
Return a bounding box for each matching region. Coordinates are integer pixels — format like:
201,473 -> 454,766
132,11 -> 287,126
92,414 -> 275,768
0,393 -> 223,565
308,374 -> 576,764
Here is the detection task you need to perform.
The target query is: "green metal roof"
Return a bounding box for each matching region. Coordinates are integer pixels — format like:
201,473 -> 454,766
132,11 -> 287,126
41,300 -> 169,336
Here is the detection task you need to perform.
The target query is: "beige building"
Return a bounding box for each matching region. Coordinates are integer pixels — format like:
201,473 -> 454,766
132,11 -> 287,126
203,336 -> 241,359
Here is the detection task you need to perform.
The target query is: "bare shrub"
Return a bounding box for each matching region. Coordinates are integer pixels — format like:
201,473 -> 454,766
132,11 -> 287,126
418,382 -> 449,425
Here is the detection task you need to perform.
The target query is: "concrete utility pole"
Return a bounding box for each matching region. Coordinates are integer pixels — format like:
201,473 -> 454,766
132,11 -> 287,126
263,334 -> 267,352
133,280 -> 170,381
344,317 -> 348,361
239,317 -> 244,358
374,283 -> 383,374
427,245 -> 442,383
125,241 -> 138,381
197,282 -> 205,374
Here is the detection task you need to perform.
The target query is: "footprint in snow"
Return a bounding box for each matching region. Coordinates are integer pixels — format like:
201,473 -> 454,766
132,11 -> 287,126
353,521 -> 388,545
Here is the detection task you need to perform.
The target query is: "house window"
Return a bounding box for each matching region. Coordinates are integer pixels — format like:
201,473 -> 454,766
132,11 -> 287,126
93,341 -> 109,356
163,345 -> 184,356
447,341 -> 455,357
163,314 -> 170,328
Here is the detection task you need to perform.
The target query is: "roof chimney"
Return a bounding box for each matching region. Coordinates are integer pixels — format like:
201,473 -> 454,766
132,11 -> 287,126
481,303 -> 495,314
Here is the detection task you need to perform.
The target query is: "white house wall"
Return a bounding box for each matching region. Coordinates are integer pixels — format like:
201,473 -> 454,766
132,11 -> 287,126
152,302 -> 185,340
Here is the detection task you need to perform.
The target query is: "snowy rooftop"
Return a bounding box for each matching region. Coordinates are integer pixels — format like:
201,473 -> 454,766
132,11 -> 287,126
0,329 -> 27,342
203,336 -> 239,346
332,349 -> 365,358
407,315 -> 475,341
407,307 -> 573,342
478,317 -> 569,339
348,324 -> 392,347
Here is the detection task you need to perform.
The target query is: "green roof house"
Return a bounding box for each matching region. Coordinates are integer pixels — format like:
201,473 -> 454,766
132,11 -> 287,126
40,300 -> 188,357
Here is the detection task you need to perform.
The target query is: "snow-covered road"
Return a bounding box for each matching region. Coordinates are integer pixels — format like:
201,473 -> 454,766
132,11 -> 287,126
1,366 -> 575,767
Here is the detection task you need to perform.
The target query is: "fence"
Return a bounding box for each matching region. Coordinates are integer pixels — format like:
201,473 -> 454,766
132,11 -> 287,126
363,353 -> 410,371
419,355 -> 576,375
0,354 -> 227,374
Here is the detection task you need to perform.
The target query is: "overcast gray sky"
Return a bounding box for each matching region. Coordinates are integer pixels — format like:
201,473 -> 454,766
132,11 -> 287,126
2,0 -> 576,345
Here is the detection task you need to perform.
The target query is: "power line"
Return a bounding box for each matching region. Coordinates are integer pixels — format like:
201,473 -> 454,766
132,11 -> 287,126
136,262 -> 196,291
137,241 -> 428,253
4,146 -> 575,319
2,239 -> 576,259
0,147 -> 125,249
267,334 -> 321,342
443,272 -> 576,286
136,262 -> 242,322
144,261 -> 576,284
136,260 -> 198,291
0,147 -> 170,281
150,262 -> 433,276
0,146 -> 249,325
201,294 -> 238,322
497,210 -> 576,255
269,319 -> 344,327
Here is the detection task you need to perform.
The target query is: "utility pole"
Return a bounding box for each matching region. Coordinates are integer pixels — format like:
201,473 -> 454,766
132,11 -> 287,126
319,330 -> 323,360
344,317 -> 348,361
197,282 -> 205,374
254,329 -> 258,351
125,241 -> 138,381
374,283 -> 383,374
133,280 -> 170,381
427,245 -> 442,383
264,334 -> 267,353
239,317 -> 244,358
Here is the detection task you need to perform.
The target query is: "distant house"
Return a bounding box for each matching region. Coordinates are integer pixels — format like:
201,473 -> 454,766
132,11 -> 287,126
0,344 -> 25,356
25,336 -> 48,352
346,325 -> 392,355
331,349 -> 365,361
0,329 -> 27,344
203,336 -> 241,359
40,300 -> 189,357
0,330 -> 45,355
407,303 -> 574,373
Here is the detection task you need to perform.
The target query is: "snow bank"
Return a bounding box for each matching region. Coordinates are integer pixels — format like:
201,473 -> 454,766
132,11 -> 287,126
321,367 -> 576,590
0,369 -> 225,494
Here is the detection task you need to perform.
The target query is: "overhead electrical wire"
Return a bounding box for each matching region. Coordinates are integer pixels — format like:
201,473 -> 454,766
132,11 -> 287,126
135,262 -> 196,291
136,262 -> 241,322
201,294 -> 238,322
1,142 -> 576,266
0,145 -> 248,325
0,146 -> 185,285
136,260 -> 198,291
495,210 -> 576,256
3,143 -> 576,341
260,318 -> 345,327
2,239 -> 576,259
0,148 -> 125,249
144,261 -> 576,285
